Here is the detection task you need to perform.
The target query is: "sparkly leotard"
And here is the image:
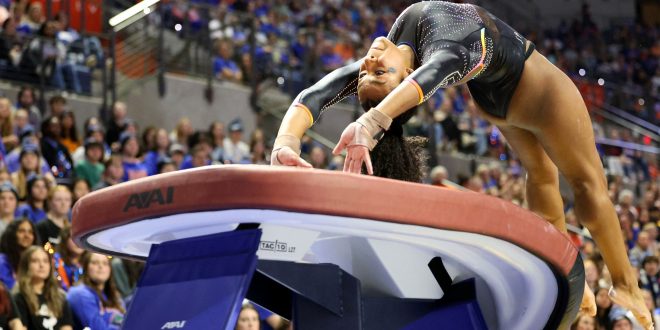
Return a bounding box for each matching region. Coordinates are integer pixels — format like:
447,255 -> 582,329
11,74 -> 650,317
293,1 -> 535,122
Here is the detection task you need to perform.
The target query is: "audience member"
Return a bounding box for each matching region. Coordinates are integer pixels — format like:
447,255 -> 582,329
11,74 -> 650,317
119,133 -> 147,181
39,116 -> 74,179
74,138 -> 105,188
93,155 -> 124,191
14,176 -> 49,223
0,219 -> 37,289
58,111 -> 80,154
13,246 -> 74,330
52,227 -> 83,292
15,87 -> 41,131
67,252 -> 124,330
0,182 -> 17,237
36,185 -> 71,247
223,119 -> 249,164
70,178 -> 90,205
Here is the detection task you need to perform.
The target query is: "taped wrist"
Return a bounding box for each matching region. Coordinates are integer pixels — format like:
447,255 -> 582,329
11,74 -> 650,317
355,109 -> 393,146
273,134 -> 301,155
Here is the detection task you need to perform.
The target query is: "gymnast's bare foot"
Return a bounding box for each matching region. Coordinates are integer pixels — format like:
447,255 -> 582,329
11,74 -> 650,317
580,284 -> 596,316
609,285 -> 654,330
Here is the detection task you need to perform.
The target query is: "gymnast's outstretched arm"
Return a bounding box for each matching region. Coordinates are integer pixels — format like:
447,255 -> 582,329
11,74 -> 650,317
272,60 -> 362,167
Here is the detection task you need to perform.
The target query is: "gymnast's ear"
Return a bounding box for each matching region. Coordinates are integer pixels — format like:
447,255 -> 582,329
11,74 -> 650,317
403,67 -> 414,78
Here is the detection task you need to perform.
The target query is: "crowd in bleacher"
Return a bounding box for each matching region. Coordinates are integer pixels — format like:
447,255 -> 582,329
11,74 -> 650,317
0,0 -> 102,94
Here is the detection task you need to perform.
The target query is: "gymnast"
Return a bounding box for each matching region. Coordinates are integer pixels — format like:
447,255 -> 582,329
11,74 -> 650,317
270,1 -> 651,328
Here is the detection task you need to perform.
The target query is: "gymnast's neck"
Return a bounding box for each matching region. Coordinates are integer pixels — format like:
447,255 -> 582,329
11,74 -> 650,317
398,44 -> 416,69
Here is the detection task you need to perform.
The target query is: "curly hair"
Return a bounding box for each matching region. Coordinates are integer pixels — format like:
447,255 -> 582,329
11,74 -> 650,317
0,219 -> 37,272
360,100 -> 427,182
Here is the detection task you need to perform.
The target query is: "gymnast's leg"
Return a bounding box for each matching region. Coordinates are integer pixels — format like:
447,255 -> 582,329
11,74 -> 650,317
496,125 -> 596,317
505,50 -> 652,328
496,126 -> 566,232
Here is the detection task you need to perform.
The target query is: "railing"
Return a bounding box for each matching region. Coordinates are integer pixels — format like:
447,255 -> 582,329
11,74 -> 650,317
590,106 -> 660,143
575,75 -> 659,126
142,2 -> 325,108
577,79 -> 660,152
603,81 -> 659,126
107,0 -> 162,121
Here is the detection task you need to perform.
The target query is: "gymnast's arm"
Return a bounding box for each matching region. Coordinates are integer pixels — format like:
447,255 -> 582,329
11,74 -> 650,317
375,46 -> 469,120
272,60 -> 362,166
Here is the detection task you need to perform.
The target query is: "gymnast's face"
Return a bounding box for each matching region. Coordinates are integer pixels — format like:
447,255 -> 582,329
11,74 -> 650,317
357,37 -> 412,106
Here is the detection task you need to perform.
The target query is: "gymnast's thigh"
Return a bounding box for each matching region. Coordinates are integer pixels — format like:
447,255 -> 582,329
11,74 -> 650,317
495,125 -> 556,178
505,52 -> 606,188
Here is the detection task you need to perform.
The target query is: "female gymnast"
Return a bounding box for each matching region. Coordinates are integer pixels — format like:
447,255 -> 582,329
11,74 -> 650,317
271,1 -> 652,328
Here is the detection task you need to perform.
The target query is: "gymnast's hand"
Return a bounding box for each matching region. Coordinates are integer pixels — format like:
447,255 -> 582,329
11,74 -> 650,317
333,122 -> 374,175
333,109 -> 393,175
271,146 -> 313,168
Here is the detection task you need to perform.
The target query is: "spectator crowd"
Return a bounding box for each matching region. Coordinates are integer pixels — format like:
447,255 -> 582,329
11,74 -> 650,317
0,86 -> 286,329
0,0 -> 102,94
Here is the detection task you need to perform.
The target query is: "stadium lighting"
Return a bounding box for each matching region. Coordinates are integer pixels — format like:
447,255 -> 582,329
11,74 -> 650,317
175,24 -> 182,32
109,0 -> 160,29
597,78 -> 605,86
639,98 -> 645,106
578,69 -> 586,77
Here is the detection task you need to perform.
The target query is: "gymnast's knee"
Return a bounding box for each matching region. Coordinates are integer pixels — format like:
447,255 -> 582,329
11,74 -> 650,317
568,173 -> 607,196
568,177 -> 612,222
526,163 -> 559,186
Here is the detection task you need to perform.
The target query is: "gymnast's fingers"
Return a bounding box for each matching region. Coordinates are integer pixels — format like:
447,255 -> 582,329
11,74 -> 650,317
333,140 -> 347,155
349,153 -> 361,174
354,157 -> 365,174
333,126 -> 353,155
348,147 -> 365,174
364,151 -> 373,175
273,147 -> 308,168
343,155 -> 351,172
270,148 -> 283,166
295,156 -> 313,168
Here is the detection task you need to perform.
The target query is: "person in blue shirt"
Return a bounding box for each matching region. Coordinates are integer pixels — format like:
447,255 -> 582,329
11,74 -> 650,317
142,128 -> 170,176
67,252 -> 124,330
118,133 -> 148,182
0,219 -> 37,289
5,128 -> 51,175
179,133 -> 213,169
9,141 -> 55,201
213,39 -> 242,82
14,175 -> 48,223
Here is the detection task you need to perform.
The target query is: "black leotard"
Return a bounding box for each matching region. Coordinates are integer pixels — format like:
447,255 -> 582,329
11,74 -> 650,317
293,1 -> 534,123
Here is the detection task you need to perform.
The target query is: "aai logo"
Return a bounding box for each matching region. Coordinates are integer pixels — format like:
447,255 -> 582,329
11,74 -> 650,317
123,187 -> 174,212
161,320 -> 186,329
